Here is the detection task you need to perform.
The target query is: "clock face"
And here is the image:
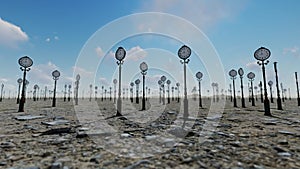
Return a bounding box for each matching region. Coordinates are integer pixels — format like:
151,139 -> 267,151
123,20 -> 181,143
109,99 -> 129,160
158,80 -> 162,85
130,82 -> 134,86
113,79 -> 117,84
19,56 -> 33,68
229,69 -> 237,77
254,47 -> 271,61
196,72 -> 203,79
166,80 -> 171,85
178,45 -> 191,60
140,62 -> 148,72
238,68 -> 244,76
135,79 -> 140,84
160,76 -> 166,82
176,82 -> 180,87
115,47 -> 126,61
52,70 -> 60,78
17,78 -> 23,83
268,81 -> 273,86
247,72 -> 255,79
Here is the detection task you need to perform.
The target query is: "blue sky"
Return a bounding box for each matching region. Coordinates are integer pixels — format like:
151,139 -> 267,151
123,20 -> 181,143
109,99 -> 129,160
0,0 -> 299,98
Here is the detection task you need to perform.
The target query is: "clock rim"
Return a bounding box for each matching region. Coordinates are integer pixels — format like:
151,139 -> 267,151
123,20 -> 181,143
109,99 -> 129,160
254,47 -> 271,61
178,45 -> 191,60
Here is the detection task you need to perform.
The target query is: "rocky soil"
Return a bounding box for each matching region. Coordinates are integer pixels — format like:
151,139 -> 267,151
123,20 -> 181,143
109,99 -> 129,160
0,97 -> 299,169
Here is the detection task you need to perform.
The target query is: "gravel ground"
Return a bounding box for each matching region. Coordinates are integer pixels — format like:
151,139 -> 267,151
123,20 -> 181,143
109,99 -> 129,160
0,97 -> 299,169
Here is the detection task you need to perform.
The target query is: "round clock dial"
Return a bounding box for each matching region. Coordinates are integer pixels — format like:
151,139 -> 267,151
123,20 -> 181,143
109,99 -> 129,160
130,82 -> 134,86
178,45 -> 191,60
135,79 -> 140,84
268,81 -> 273,86
196,71 -> 203,79
52,70 -> 60,78
229,69 -> 237,77
158,80 -> 162,85
166,80 -> 171,85
17,78 -> 23,84
113,79 -> 117,84
160,76 -> 166,82
115,47 -> 126,61
140,62 -> 148,72
176,82 -> 180,87
19,56 -> 33,68
254,47 -> 271,61
247,72 -> 255,79
238,68 -> 244,76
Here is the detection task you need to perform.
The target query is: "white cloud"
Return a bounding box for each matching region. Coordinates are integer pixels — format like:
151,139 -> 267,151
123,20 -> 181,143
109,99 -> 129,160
45,38 -> 50,42
246,61 -> 260,72
283,46 -> 300,57
95,47 -> 104,58
140,0 -> 245,30
29,62 -> 59,85
99,77 -> 110,87
72,66 -> 93,77
0,17 -> 28,48
125,46 -> 147,61
0,78 -> 9,83
54,36 -> 59,40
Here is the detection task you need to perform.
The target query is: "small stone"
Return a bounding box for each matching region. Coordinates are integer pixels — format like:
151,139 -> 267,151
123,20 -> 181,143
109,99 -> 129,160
278,152 -> 292,157
15,115 -> 45,121
0,142 -> 16,148
41,120 -> 69,126
145,135 -> 157,141
121,133 -> 131,138
278,130 -> 295,135
51,162 -> 63,169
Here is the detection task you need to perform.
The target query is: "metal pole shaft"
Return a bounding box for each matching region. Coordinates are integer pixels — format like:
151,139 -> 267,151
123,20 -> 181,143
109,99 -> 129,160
240,77 -> 245,108
142,74 -> 145,110
295,72 -> 300,106
251,80 -> 255,106
116,63 -> 122,116
274,62 -> 282,110
262,62 -> 271,116
18,70 -> 26,112
233,78 -> 237,107
52,80 -> 57,107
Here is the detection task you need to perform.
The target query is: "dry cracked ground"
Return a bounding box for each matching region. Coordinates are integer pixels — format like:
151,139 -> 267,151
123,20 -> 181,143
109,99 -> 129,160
0,97 -> 300,169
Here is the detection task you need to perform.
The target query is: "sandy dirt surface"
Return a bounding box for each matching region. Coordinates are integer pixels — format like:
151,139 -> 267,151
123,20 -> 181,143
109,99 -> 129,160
0,97 -> 299,169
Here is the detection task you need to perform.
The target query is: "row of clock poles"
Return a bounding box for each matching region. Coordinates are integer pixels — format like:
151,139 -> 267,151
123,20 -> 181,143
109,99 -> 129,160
16,46 -> 300,117
17,56 -> 61,112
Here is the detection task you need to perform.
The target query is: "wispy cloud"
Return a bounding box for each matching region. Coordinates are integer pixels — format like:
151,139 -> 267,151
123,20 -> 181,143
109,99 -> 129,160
283,46 -> 300,57
95,47 -> 104,58
0,17 -> 28,48
29,62 -> 59,85
246,61 -> 260,72
126,46 -> 147,61
140,0 -> 246,30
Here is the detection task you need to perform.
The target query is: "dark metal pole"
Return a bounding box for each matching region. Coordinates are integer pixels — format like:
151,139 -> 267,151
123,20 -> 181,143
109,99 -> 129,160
52,79 -> 57,107
274,62 -> 282,110
251,80 -> 255,106
295,72 -> 300,106
270,86 -> 273,103
262,62 -> 271,116
240,76 -> 246,108
142,74 -> 146,110
18,70 -> 26,112
233,78 -> 237,107
116,62 -> 122,116
198,80 -> 202,108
